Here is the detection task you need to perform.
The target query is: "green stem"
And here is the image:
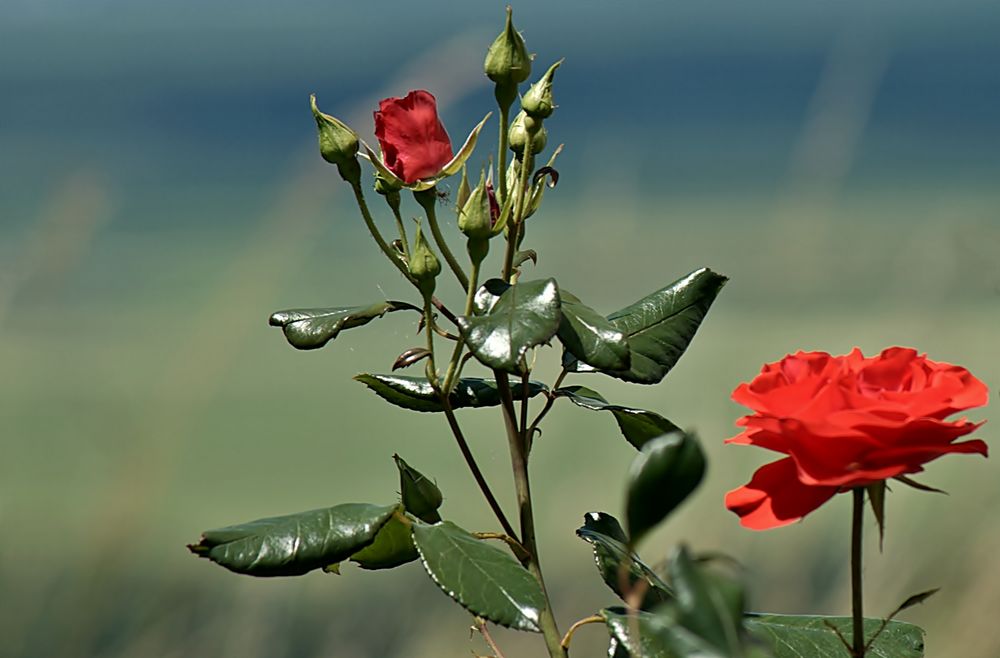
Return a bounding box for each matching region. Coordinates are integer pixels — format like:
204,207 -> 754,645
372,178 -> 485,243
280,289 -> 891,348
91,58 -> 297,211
851,487 -> 866,657
422,295 -> 440,391
441,399 -> 517,541
442,257 -> 481,393
414,189 -> 469,292
385,191 -> 409,258
497,103 -> 511,207
527,369 -> 567,449
501,149 -> 534,282
495,370 -> 565,658
350,181 -> 414,283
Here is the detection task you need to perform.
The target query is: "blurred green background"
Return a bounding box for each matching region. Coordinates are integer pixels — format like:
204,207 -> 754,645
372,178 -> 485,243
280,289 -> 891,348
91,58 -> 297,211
3,1 -> 999,656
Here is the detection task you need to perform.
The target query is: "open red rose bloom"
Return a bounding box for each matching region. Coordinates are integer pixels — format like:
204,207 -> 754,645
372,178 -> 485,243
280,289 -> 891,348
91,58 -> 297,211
374,90 -> 453,184
726,347 -> 988,530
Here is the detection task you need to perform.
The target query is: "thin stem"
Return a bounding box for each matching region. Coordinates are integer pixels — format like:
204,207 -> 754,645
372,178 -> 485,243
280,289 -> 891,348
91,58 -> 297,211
350,181 -> 414,283
443,258 -> 481,393
441,400 -> 518,541
501,150 -> 534,282
385,192 -> 409,258
527,369 -> 568,444
851,487 -> 866,657
497,104 -> 511,207
494,369 -> 565,658
415,190 -> 469,291
560,615 -> 603,651
475,619 -> 508,658
422,295 -> 440,390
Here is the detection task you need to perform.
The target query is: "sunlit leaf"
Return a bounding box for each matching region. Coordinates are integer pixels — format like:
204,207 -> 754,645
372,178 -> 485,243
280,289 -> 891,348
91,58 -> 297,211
412,521 -> 545,631
269,301 -> 417,350
555,386 -> 681,449
564,268 -> 727,384
458,278 -> 562,373
558,291 -> 630,371
576,512 -> 672,609
746,615 -> 925,658
354,374 -> 546,412
188,503 -> 398,577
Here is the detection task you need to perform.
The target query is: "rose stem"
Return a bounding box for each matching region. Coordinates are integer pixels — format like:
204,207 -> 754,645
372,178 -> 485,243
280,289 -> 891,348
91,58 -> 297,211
349,180 -> 415,284
496,103 -> 511,207
851,487 -> 866,657
414,189 -> 470,292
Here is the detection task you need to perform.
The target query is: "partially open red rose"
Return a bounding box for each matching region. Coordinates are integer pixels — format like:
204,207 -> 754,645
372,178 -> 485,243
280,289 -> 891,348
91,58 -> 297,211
725,347 -> 988,530
374,90 -> 454,184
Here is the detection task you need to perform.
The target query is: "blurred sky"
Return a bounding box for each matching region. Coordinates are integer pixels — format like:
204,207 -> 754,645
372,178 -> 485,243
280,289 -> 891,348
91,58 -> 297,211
2,2 -> 1000,657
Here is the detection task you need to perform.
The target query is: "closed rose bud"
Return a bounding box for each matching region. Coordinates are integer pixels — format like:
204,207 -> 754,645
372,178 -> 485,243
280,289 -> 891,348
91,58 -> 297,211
484,7 -> 532,109
310,94 -> 361,183
508,110 -> 547,158
521,60 -> 562,120
393,454 -> 443,524
458,169 -> 494,241
408,221 -> 441,296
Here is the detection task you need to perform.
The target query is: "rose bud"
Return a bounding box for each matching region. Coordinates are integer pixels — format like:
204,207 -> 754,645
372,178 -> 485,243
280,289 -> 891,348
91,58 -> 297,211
484,6 -> 532,108
458,169 -> 495,241
393,454 -> 443,524
407,220 -> 441,296
310,94 -> 361,184
521,59 -> 562,120
508,110 -> 547,158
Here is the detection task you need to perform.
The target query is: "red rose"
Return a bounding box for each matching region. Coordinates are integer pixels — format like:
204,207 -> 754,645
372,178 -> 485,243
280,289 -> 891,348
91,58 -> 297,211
725,347 -> 988,530
374,90 -> 454,184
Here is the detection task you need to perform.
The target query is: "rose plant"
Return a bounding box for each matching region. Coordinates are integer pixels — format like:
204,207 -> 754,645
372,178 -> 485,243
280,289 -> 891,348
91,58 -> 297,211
186,8 -> 986,658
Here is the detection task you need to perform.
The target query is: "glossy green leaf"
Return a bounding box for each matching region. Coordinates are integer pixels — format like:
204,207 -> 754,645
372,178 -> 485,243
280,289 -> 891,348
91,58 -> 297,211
558,291 -> 631,371
354,374 -> 546,413
394,454 -> 443,523
602,607 -> 728,658
472,278 -> 512,315
746,615 -> 925,658
269,301 -> 418,350
457,278 -> 562,373
188,503 -> 398,577
626,432 -> 706,544
576,512 -> 673,609
564,268 -> 727,384
348,514 -> 419,570
412,521 -> 545,632
669,545 -> 745,655
555,386 -> 681,449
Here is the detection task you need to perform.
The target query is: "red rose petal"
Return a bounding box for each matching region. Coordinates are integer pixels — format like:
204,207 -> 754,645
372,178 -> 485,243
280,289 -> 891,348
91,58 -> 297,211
725,457 -> 839,530
374,90 -> 454,184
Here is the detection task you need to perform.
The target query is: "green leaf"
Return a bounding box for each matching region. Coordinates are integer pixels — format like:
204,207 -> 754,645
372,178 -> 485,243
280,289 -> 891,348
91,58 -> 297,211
555,386 -> 681,449
412,521 -> 546,632
558,291 -> 631,371
457,278 -> 562,373
354,374 -> 546,413
868,480 -> 887,551
576,512 -> 673,609
269,301 -> 417,350
602,607 -> 728,658
669,545 -> 745,655
746,615 -> 925,658
626,432 -> 706,544
188,503 -> 398,577
394,454 -> 443,523
348,514 -> 419,570
564,268 -> 727,384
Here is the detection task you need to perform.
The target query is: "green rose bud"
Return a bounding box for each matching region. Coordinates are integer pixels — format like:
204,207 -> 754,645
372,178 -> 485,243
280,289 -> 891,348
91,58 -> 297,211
458,169 -> 494,242
521,59 -> 562,120
310,94 -> 361,184
393,454 -> 443,524
484,7 -> 532,109
408,220 -> 441,296
508,110 -> 547,158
